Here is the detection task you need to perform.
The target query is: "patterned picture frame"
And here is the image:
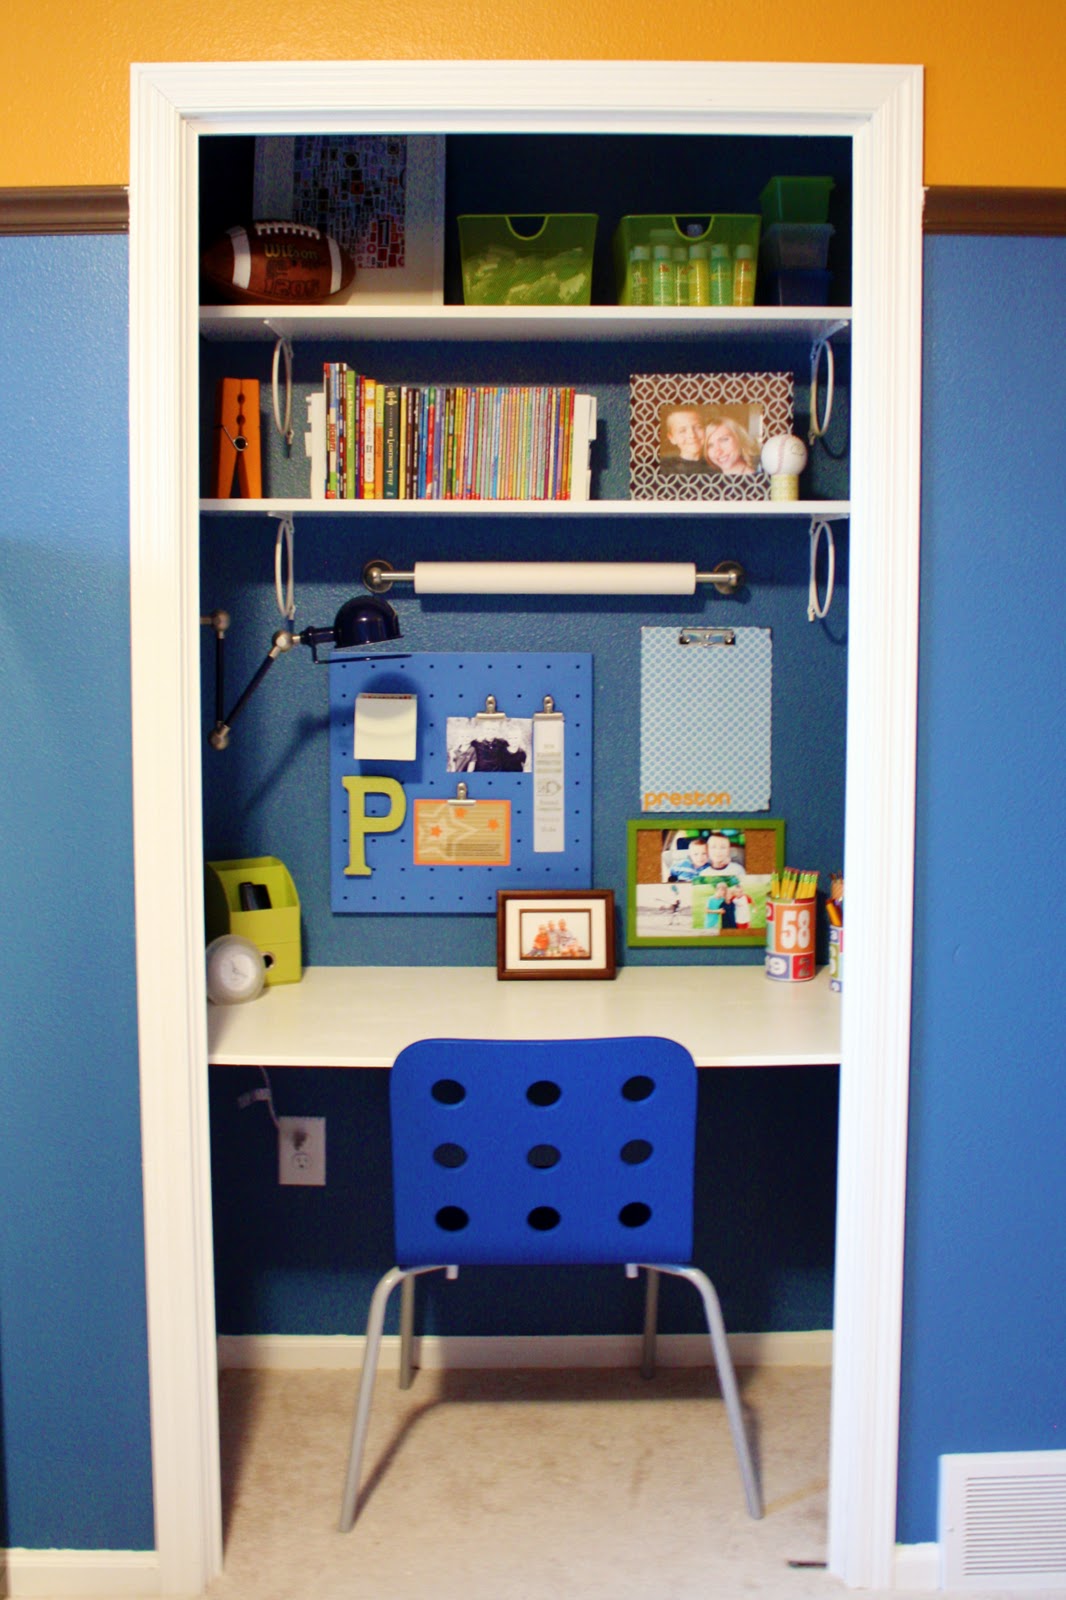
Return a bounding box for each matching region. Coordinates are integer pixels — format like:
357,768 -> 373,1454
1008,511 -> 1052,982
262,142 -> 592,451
629,371 -> 794,502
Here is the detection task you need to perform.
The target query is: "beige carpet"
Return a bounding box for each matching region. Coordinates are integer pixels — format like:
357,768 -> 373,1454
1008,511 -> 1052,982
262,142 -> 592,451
205,1364 -> 1059,1600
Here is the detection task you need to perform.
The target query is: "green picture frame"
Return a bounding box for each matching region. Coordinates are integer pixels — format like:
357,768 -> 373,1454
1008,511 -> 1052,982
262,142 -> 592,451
626,817 -> 785,948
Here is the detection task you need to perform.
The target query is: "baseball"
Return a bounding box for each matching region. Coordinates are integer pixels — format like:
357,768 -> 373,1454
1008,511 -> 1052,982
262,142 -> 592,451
761,433 -> 808,477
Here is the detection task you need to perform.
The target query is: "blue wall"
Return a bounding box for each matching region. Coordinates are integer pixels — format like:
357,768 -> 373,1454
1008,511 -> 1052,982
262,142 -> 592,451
0,237 -> 154,1548
1,226 -> 1063,1556
899,234 -> 1066,1542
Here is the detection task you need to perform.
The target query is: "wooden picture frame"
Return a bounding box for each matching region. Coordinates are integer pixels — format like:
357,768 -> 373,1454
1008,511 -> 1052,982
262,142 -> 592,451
497,890 -> 616,980
626,818 -> 784,948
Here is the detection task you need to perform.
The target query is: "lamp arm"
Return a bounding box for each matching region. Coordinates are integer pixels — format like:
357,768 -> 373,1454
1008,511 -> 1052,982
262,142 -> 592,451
209,629 -> 296,750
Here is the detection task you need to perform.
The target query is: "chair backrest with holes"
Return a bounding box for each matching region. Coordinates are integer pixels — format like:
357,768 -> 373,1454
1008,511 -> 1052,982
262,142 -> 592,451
389,1036 -> 697,1266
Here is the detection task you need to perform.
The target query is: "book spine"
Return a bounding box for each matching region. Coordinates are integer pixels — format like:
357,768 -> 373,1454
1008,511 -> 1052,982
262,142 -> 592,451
361,379 -> 377,498
336,362 -> 347,500
374,381 -> 385,499
383,384 -> 400,499
325,362 -> 338,499
423,387 -> 437,499
392,385 -> 404,499
405,386 -> 419,499
416,387 -> 429,499
345,367 -> 358,500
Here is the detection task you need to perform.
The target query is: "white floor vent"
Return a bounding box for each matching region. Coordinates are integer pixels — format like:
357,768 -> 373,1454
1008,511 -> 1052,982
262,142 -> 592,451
940,1451 -> 1066,1590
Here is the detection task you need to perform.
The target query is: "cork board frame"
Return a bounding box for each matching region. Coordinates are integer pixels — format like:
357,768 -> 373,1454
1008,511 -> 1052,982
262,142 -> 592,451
626,817 -> 784,948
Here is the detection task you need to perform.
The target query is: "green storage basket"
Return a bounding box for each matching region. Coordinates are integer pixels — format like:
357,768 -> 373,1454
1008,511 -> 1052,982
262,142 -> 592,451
759,177 -> 835,225
458,214 -> 598,306
613,214 -> 761,305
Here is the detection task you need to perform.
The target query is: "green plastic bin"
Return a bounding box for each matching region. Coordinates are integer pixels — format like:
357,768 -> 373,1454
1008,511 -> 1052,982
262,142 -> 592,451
612,214 -> 761,305
759,177 -> 835,225
458,214 -> 598,305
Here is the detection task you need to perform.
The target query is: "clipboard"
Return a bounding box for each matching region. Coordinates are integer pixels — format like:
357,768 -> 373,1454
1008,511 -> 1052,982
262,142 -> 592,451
640,626 -> 772,813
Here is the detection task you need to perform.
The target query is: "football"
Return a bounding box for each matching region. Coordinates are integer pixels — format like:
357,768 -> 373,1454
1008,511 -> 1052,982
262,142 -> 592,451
201,221 -> 356,306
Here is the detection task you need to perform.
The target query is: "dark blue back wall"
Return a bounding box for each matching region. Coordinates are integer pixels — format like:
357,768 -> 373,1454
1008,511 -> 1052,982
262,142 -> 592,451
2,226 -> 1063,1557
0,236 -> 154,1549
899,233 -> 1066,1542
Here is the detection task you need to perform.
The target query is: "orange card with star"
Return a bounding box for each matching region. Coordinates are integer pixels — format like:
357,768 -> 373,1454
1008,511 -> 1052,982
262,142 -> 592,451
413,799 -> 511,866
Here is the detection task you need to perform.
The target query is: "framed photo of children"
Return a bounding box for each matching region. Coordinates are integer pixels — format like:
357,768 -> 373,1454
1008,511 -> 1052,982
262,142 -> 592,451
626,819 -> 784,948
497,890 -> 616,980
628,372 -> 794,502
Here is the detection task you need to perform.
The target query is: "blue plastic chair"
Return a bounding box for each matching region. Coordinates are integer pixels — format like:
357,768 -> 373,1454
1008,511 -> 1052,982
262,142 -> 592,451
339,1036 -> 762,1529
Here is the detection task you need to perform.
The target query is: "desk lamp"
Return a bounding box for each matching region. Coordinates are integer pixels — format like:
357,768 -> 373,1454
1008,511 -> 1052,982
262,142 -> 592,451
203,594 -> 401,750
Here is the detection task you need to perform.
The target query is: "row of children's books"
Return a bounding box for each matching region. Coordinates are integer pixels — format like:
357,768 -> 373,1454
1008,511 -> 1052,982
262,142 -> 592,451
304,367 -> 597,502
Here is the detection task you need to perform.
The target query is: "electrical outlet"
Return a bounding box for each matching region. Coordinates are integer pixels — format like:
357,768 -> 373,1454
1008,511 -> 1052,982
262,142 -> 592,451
277,1116 -> 326,1186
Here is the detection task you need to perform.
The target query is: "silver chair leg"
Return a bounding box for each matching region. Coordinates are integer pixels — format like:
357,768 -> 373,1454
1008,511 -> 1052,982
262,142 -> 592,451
653,1263 -> 763,1519
641,1267 -> 660,1378
399,1272 -> 416,1390
339,1265 -> 406,1532
340,1263 -> 447,1532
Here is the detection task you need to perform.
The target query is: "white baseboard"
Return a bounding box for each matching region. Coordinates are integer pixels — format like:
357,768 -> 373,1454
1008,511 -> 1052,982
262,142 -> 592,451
217,1328 -> 833,1372
0,1549 -> 159,1598
893,1542 -> 940,1591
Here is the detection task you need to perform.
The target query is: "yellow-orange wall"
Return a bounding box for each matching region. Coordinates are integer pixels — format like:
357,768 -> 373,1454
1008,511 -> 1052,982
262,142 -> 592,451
5,2 -> 1065,189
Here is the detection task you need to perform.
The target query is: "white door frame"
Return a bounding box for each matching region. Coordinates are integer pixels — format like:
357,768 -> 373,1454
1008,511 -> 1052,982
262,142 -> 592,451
129,59 -> 923,1595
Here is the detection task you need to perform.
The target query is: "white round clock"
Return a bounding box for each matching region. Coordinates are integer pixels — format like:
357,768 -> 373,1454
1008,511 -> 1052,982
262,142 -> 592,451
206,934 -> 266,1005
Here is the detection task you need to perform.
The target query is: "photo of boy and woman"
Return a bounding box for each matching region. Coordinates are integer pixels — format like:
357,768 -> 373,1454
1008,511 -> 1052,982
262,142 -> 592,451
633,826 -> 773,942
659,402 -> 764,479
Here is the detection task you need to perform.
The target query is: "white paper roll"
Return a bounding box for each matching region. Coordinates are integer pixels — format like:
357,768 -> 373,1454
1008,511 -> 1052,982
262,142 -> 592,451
411,562 -> 698,596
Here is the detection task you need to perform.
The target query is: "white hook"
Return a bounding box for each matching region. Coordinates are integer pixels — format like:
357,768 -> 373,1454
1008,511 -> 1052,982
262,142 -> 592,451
270,332 -> 294,450
808,518 -> 836,621
270,513 -> 296,621
809,335 -> 836,445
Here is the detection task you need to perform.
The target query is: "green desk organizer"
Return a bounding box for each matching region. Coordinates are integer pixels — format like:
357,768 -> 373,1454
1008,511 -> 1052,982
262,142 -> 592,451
205,856 -> 302,985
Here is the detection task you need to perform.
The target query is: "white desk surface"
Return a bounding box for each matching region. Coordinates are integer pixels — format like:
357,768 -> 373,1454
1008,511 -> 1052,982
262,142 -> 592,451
207,964 -> 840,1069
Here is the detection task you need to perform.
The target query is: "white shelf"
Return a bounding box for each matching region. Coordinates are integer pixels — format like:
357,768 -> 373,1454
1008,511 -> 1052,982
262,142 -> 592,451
201,497 -> 851,518
199,304 -> 852,344
207,963 -> 841,1070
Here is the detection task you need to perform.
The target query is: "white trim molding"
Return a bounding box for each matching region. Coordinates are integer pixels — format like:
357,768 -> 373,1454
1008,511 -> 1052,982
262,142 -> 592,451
129,59 -> 923,1596
893,1543 -> 941,1591
0,1551 -> 160,1599
217,1329 -> 834,1373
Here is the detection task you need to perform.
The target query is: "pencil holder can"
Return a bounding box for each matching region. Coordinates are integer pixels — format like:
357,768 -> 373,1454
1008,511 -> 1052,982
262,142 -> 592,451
829,925 -> 843,991
765,896 -> 816,982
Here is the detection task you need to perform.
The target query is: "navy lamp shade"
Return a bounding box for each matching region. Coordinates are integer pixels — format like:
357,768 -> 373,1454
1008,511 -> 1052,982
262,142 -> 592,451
205,594 -> 402,750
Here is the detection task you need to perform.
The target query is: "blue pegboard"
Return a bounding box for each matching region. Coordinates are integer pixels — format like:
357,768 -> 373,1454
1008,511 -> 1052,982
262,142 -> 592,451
329,652 -> 592,913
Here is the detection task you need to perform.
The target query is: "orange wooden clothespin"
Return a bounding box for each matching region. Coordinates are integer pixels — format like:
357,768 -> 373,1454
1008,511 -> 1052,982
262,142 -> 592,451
212,377 -> 263,498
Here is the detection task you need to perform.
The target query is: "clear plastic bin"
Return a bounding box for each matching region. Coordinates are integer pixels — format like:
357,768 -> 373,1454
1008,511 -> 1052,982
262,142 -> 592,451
762,268 -> 833,306
760,177 -> 835,225
613,214 -> 761,305
759,223 -> 835,272
458,214 -> 598,306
